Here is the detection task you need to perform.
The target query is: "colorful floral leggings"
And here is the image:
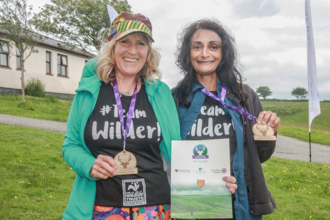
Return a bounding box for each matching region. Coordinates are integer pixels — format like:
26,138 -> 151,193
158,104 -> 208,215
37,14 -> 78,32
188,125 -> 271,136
92,204 -> 173,220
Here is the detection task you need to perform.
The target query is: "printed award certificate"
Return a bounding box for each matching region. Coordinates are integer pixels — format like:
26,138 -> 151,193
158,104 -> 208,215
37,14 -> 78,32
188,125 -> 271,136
171,139 -> 232,219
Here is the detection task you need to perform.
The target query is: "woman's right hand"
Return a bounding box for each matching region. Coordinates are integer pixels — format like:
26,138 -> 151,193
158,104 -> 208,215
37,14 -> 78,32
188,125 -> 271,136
90,155 -> 118,179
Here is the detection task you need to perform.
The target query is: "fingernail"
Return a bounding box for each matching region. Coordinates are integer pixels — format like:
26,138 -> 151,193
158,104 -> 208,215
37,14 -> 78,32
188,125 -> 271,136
268,123 -> 271,126
262,121 -> 266,124
257,121 -> 261,124
114,172 -> 117,175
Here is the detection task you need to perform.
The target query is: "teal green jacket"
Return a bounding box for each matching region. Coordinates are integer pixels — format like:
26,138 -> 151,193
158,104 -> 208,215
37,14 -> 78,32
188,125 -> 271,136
62,58 -> 181,220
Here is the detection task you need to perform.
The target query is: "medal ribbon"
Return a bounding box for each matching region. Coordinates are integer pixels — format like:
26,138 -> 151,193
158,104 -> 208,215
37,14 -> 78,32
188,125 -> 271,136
113,78 -> 138,150
200,83 -> 256,123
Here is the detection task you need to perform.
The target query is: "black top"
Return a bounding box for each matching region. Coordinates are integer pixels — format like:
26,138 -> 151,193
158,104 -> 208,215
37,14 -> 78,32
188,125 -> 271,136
84,82 -> 169,207
186,92 -> 237,172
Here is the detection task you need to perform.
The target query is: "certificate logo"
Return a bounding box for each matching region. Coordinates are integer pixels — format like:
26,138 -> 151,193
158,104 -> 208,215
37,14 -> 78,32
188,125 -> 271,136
196,167 -> 206,174
192,144 -> 209,159
175,169 -> 190,173
211,169 -> 221,173
222,168 -> 227,174
197,179 -> 205,188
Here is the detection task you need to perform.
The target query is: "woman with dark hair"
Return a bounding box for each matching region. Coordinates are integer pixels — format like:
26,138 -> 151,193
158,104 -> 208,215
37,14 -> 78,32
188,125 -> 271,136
172,19 -> 280,219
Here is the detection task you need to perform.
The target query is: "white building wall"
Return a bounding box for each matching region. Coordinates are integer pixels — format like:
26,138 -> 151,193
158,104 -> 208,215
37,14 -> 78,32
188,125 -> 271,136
0,43 -> 90,95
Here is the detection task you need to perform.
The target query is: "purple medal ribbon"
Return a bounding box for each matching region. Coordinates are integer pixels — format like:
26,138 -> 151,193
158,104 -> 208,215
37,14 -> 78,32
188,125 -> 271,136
201,83 -> 256,123
113,78 -> 138,150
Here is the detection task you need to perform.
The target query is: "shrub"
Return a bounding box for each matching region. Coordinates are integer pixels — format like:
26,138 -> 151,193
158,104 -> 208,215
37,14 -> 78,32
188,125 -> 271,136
48,95 -> 58,103
25,78 -> 45,97
17,102 -> 34,111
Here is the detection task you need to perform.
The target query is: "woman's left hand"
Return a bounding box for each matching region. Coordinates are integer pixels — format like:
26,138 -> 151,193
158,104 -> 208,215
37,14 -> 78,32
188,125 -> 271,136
223,176 -> 237,194
257,111 -> 280,133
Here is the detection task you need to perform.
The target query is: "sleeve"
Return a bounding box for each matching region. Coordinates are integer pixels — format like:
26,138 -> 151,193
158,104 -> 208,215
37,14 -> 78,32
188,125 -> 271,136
62,93 -> 99,181
247,85 -> 276,163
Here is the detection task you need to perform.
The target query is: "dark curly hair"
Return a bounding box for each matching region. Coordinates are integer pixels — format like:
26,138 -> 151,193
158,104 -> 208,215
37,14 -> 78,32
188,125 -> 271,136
174,19 -> 248,108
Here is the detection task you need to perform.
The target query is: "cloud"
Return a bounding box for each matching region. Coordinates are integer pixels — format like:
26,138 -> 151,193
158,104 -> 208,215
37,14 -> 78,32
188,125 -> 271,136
232,0 -> 280,18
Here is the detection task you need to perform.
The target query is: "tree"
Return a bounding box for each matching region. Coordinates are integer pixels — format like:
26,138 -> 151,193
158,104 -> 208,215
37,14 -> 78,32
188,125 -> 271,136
0,0 -> 40,103
291,87 -> 308,100
256,86 -> 272,99
32,0 -> 132,53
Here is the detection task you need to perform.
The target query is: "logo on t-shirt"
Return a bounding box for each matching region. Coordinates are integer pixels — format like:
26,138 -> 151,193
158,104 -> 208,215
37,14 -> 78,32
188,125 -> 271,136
192,144 -> 209,159
122,179 -> 147,206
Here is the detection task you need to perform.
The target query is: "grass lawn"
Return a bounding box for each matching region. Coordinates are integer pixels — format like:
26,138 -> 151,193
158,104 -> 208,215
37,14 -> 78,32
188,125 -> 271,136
0,94 -> 72,122
0,124 -> 75,219
0,124 -> 329,219
263,157 -> 330,219
261,101 -> 330,146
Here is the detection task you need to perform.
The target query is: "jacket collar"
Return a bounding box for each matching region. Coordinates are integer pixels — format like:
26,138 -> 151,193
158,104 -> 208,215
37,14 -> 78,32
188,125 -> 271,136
75,57 -> 101,95
191,77 -> 240,106
75,73 -> 101,95
192,78 -> 221,93
144,78 -> 161,97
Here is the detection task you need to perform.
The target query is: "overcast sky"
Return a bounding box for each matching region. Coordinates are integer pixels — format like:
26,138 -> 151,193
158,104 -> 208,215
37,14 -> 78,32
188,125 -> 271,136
28,0 -> 330,100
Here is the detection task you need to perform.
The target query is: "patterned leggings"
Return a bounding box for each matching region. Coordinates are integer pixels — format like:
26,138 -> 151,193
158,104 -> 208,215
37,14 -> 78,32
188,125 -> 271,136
92,204 -> 173,220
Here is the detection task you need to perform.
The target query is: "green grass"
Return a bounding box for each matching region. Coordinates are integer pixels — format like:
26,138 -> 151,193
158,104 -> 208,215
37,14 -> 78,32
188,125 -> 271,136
261,101 -> 330,146
263,157 -> 330,220
0,94 -> 72,122
0,124 -> 75,219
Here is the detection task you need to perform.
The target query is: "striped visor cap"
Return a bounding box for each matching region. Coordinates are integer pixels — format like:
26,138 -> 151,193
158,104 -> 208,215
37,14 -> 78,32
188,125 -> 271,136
109,12 -> 154,42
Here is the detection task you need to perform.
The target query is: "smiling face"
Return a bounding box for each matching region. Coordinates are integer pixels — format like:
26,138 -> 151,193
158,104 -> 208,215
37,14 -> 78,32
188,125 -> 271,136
190,29 -> 222,76
114,33 -> 149,78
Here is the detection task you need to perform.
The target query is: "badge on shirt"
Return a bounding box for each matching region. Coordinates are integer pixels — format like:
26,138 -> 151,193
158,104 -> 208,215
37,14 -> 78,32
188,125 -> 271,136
122,179 -> 147,206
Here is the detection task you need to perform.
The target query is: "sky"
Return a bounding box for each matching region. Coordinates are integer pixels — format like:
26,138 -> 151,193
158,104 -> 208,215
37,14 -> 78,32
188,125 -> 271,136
28,0 -> 330,100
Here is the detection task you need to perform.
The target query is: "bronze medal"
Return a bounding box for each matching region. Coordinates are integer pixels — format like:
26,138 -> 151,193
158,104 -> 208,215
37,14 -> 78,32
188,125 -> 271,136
114,150 -> 138,175
252,124 -> 276,141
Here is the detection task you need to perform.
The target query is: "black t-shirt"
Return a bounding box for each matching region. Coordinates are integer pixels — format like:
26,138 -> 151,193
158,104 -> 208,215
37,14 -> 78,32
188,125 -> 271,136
186,91 -> 237,220
84,82 -> 170,207
186,92 -> 237,172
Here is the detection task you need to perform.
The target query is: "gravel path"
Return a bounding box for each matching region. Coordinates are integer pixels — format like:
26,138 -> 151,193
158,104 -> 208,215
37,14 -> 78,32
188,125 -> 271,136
1,113 -> 329,164
0,114 -> 66,133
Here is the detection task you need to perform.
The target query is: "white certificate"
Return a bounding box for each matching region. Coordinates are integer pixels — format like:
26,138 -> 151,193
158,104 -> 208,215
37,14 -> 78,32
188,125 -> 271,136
171,139 -> 233,219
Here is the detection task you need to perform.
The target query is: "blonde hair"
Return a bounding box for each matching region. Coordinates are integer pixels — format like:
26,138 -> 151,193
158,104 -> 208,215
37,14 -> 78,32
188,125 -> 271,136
96,33 -> 162,84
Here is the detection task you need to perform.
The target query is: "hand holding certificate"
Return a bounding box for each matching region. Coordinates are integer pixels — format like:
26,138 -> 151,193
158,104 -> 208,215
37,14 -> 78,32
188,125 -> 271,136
171,139 -> 233,219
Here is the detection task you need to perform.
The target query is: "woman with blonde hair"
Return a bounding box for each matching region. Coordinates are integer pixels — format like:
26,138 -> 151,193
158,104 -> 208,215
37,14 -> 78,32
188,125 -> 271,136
61,12 -> 181,220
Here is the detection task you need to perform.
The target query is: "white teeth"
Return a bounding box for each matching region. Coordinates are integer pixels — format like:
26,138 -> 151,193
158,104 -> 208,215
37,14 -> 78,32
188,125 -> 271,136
124,58 -> 138,62
198,61 -> 213,63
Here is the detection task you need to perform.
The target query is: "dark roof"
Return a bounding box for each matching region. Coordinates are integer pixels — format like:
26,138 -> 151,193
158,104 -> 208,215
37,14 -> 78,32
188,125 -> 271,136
0,30 -> 95,58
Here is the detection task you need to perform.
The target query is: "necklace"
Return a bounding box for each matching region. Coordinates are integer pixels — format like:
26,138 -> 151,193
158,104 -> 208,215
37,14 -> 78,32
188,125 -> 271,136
119,82 -> 136,96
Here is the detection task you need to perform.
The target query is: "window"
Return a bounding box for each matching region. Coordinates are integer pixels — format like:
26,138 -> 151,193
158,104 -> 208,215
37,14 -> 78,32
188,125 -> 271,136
46,51 -> 51,74
0,41 -> 9,67
57,54 -> 68,76
16,48 -> 21,69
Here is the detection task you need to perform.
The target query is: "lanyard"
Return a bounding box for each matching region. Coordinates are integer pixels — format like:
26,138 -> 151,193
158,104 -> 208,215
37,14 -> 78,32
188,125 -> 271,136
200,83 -> 256,123
113,78 -> 138,150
